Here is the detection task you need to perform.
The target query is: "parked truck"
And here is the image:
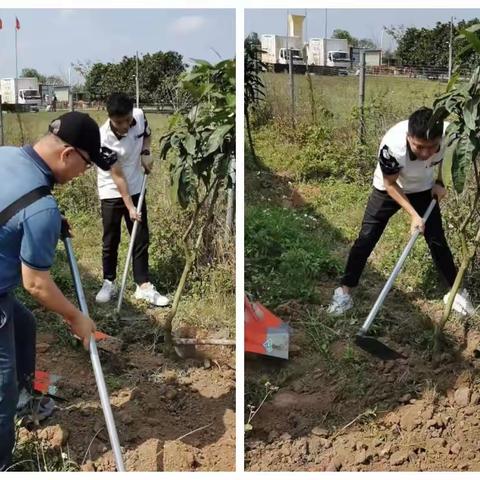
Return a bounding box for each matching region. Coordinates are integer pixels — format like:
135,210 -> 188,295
306,38 -> 351,70
260,34 -> 306,72
0,77 -> 41,111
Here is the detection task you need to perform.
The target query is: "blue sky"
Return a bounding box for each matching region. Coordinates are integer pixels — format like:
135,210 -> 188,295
0,9 -> 235,83
245,9 -> 480,51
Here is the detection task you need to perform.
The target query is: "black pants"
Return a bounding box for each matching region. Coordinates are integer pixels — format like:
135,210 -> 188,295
341,188 -> 457,288
101,193 -> 149,285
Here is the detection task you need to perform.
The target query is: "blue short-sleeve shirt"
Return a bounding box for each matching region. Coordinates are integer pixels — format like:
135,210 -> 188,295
0,145 -> 61,294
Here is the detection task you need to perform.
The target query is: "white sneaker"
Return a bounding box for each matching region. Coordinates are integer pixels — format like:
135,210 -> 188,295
95,279 -> 117,304
327,287 -> 353,316
16,388 -> 33,410
134,282 -> 169,307
17,394 -> 56,425
443,288 -> 475,316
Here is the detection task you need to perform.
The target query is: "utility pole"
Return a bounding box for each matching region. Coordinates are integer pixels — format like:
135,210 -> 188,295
324,9 -> 328,38
15,18 -> 19,109
135,51 -> 140,108
225,156 -> 235,242
358,50 -> 366,144
68,64 -> 74,111
289,50 -> 295,129
380,28 -> 385,66
448,17 -> 454,80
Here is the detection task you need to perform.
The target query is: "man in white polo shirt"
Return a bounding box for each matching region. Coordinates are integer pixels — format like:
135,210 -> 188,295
95,93 -> 169,307
328,107 -> 474,316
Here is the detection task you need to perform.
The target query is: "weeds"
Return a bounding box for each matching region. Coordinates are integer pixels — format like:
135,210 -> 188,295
10,425 -> 79,472
245,381 -> 279,433
245,206 -> 341,306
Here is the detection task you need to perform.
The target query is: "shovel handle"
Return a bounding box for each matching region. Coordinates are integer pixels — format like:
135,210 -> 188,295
358,198 -> 437,336
116,173 -> 148,315
63,237 -> 126,472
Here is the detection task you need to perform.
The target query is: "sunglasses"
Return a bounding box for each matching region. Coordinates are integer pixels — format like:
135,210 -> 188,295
64,144 -> 93,168
75,148 -> 93,168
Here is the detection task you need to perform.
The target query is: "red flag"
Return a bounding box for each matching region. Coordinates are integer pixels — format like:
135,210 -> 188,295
15,17 -> 20,30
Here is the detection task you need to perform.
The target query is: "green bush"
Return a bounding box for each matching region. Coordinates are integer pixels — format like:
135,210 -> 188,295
245,205 -> 341,306
55,170 -> 99,217
276,121 -> 374,184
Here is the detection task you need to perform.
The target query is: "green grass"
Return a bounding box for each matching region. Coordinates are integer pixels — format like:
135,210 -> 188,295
261,73 -> 445,127
3,110 -> 169,146
245,204 -> 341,306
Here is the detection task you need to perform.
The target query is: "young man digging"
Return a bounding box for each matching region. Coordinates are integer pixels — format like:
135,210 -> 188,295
328,107 -> 475,317
95,93 -> 169,307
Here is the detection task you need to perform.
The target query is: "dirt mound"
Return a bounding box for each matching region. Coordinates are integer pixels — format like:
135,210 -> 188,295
16,331 -> 235,472
245,284 -> 480,471
246,303 -> 480,472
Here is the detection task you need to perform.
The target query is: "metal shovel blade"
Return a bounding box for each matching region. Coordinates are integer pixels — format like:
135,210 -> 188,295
355,333 -> 404,361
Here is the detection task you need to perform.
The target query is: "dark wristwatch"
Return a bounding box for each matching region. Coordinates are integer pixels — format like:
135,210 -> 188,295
141,149 -> 151,156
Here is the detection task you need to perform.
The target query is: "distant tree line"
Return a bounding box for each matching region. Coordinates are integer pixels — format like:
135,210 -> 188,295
387,18 -> 480,67
20,68 -> 64,86
21,51 -> 188,107
81,51 -> 187,106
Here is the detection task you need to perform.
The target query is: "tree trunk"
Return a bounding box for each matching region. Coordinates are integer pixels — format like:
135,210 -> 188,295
434,223 -> 480,351
163,179 -> 222,354
245,108 -> 261,169
225,156 -> 235,241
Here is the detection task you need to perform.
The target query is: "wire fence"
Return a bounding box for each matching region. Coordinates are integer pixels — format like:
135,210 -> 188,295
262,59 -> 472,147
268,63 -> 473,80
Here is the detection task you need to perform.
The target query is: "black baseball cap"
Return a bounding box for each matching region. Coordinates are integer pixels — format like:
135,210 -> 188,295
48,112 -> 115,170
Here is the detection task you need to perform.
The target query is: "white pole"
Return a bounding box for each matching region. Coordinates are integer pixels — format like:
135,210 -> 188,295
135,51 -> 140,108
324,9 -> 328,38
116,174 -> 147,315
15,27 -> 18,79
380,28 -> 385,66
68,64 -> 73,111
448,17 -> 454,80
15,25 -> 18,107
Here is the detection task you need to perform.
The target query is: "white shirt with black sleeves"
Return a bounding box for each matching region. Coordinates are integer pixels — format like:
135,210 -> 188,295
97,107 -> 151,200
372,120 -> 448,194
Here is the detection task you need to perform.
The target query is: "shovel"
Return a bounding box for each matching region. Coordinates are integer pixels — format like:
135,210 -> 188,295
245,296 -> 290,360
116,173 -> 148,317
61,224 -> 126,472
355,198 -> 437,360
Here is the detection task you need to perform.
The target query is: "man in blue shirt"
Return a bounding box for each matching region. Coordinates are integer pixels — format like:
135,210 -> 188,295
0,112 -> 114,471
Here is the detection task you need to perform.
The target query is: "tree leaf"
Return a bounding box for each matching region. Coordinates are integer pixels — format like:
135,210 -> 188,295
191,59 -> 213,67
429,105 -> 449,133
184,134 -> 197,156
441,137 -> 458,189
446,71 -> 460,92
205,124 -> 233,156
452,134 -> 475,193
460,29 -> 480,54
170,163 -> 182,206
463,97 -> 480,131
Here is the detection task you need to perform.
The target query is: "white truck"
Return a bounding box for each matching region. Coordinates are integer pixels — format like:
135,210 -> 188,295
306,38 -> 351,69
261,34 -> 305,70
0,78 -> 41,111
